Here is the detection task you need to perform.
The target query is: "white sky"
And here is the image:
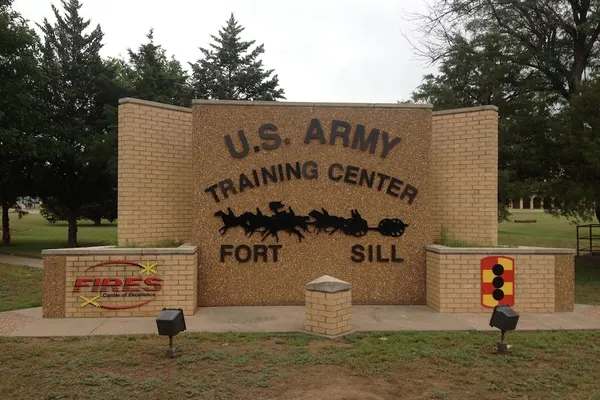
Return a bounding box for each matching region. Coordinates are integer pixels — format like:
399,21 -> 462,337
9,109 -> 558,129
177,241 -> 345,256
13,0 -> 438,103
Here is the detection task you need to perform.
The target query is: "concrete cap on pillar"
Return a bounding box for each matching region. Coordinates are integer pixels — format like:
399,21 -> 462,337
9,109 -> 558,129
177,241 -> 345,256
306,275 -> 351,293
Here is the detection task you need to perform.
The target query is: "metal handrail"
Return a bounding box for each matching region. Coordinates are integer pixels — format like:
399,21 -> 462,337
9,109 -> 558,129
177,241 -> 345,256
577,224 -> 600,256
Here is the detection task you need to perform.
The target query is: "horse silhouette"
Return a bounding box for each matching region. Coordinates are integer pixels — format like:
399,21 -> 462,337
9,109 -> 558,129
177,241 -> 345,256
309,208 -> 351,235
214,202 -> 409,242
214,208 -> 244,235
260,203 -> 310,242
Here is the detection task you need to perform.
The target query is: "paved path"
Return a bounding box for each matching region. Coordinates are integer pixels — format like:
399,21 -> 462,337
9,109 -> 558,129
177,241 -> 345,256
2,305 -> 600,337
0,254 -> 42,268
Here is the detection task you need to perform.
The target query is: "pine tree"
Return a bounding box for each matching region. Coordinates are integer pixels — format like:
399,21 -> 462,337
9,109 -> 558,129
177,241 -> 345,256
122,28 -> 193,107
0,0 -> 43,245
190,13 -> 285,101
38,0 -> 121,247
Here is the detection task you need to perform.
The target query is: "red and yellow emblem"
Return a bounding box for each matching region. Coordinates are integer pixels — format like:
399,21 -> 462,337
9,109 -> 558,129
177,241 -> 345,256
73,260 -> 163,310
481,256 -> 515,308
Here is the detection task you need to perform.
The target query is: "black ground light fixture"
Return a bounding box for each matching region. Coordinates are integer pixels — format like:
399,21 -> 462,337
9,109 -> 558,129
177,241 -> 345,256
156,308 -> 186,358
489,305 -> 519,353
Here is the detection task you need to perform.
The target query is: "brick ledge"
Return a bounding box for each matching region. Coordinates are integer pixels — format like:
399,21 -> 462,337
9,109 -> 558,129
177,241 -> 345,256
425,244 -> 575,255
432,105 -> 499,116
118,97 -> 191,113
42,245 -> 197,256
191,99 -> 434,109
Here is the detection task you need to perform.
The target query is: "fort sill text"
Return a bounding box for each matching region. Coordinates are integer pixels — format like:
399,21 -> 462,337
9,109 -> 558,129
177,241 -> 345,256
203,118 -> 417,264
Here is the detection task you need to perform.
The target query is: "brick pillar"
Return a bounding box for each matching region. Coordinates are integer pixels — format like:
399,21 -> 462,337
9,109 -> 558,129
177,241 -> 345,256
305,275 -> 352,337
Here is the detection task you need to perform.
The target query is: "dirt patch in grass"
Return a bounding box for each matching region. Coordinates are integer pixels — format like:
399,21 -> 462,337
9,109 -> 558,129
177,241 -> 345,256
0,264 -> 42,312
307,339 -> 353,354
1,331 -> 600,399
270,369 -> 395,400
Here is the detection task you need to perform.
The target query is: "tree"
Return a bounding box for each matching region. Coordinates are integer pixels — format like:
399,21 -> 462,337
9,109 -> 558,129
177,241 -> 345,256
80,197 -> 117,225
38,0 -> 121,246
412,0 -> 600,222
0,0 -> 43,245
547,76 -> 600,222
411,30 -> 560,221
411,31 -> 541,110
190,13 -> 285,101
413,0 -> 600,101
119,29 -> 193,107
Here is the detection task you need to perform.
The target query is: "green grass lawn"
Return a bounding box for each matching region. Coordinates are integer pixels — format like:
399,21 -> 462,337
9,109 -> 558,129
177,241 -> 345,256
573,255 -> 600,304
0,212 -> 117,258
0,263 -> 42,312
1,331 -> 599,399
501,211 -> 600,304
499,210 -> 581,248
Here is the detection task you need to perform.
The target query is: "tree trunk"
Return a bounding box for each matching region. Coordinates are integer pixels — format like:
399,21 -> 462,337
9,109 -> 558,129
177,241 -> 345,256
595,199 -> 600,224
93,218 -> 101,226
1,201 -> 10,246
67,212 -> 78,248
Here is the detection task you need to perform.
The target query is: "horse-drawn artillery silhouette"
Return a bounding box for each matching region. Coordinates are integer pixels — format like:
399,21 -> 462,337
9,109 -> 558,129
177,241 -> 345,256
214,201 -> 409,242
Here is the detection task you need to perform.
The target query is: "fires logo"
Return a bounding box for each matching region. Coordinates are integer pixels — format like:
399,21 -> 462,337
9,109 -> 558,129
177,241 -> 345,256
73,260 -> 163,310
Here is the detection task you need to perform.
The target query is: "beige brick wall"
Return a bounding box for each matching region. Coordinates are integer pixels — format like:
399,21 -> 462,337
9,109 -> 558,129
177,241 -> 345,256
513,255 -> 556,312
117,100 -> 498,249
42,247 -> 198,318
426,247 -> 574,313
431,107 -> 498,245
305,290 -> 352,336
118,98 -> 193,246
425,252 -> 440,310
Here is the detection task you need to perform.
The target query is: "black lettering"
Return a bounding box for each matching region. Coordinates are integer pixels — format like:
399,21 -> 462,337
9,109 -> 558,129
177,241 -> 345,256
368,245 -> 374,262
261,166 -> 278,184
344,165 -> 359,184
219,179 -> 237,199
381,131 -> 401,158
400,184 -> 418,205
252,169 -> 261,187
278,164 -> 284,181
359,169 -> 375,188
302,160 -> 319,179
204,184 -> 220,203
330,120 -> 351,147
224,130 -> 250,158
376,245 -> 389,262
239,174 -> 254,192
269,245 -> 283,262
351,245 -> 365,262
351,125 -> 379,154
304,118 -> 326,144
235,245 -> 251,263
285,162 -> 301,180
259,123 -> 281,150
254,245 -> 268,262
376,173 -> 391,191
328,163 -> 344,181
220,245 -> 234,262
391,245 -> 404,263
386,177 -> 403,197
